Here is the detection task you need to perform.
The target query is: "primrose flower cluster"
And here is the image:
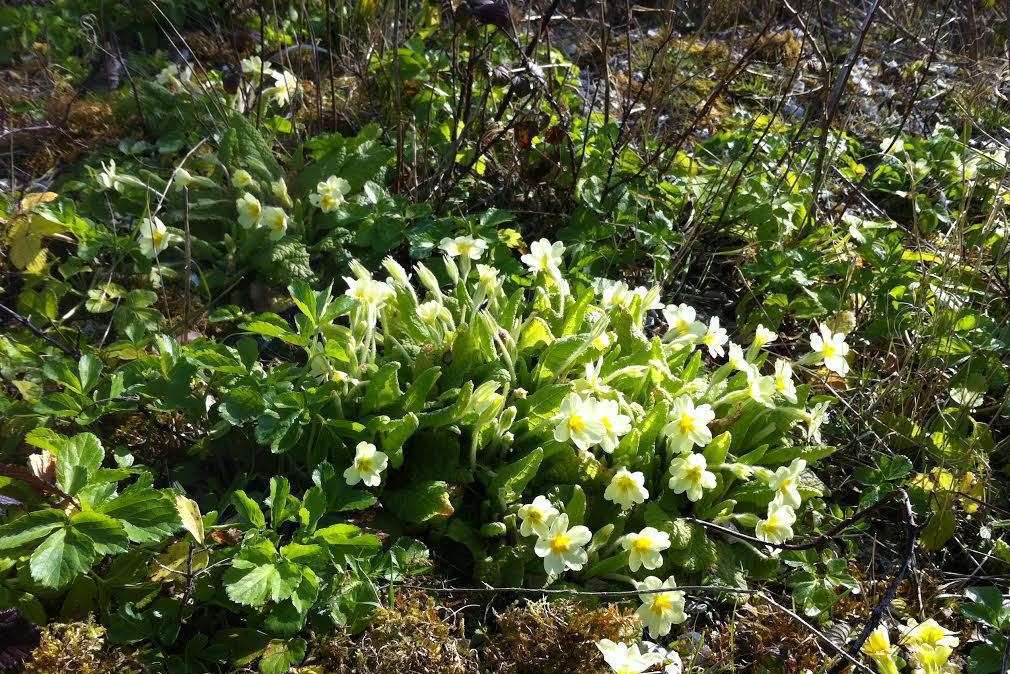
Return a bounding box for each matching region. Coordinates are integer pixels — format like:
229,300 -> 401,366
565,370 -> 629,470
282,235 -> 851,649
861,619 -> 961,674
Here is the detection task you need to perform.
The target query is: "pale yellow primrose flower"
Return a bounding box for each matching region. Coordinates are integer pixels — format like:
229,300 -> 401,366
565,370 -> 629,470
908,644 -> 954,674
439,235 -> 488,260
236,192 -> 262,228
593,398 -> 631,453
900,618 -> 959,649
754,501 -> 796,544
596,639 -> 662,674
521,238 -> 565,275
753,324 -> 778,347
668,452 -> 717,502
810,323 -> 850,375
517,495 -> 559,537
343,441 -> 388,487
138,216 -> 170,258
862,625 -> 900,674
621,527 -> 671,572
343,276 -> 394,309
553,393 -> 604,451
663,396 -> 715,454
534,513 -> 591,575
635,576 -> 687,638
767,458 -> 806,509
231,168 -> 254,190
310,175 -> 351,213
261,206 -> 288,241
700,316 -> 728,357
604,468 -> 649,509
662,303 -> 706,342
774,359 -> 798,403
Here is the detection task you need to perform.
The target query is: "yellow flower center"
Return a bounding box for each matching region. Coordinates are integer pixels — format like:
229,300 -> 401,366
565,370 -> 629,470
617,475 -> 636,490
678,412 -> 696,435
527,509 -> 543,524
549,533 -> 571,554
632,537 -> 654,552
152,230 -> 165,245
651,593 -> 674,613
685,465 -> 703,483
568,414 -> 586,434
355,457 -> 373,472
821,342 -> 836,358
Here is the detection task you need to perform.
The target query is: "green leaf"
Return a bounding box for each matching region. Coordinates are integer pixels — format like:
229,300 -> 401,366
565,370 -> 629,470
380,413 -> 419,468
70,511 -> 128,555
220,387 -> 265,426
383,481 -> 453,524
175,495 -> 205,544
78,354 -> 103,393
703,431 -> 732,466
29,527 -> 96,588
220,111 -> 282,182
402,367 -> 441,413
233,490 -> 267,528
0,509 -> 67,550
54,433 -> 105,495
98,480 -> 179,543
224,559 -> 302,607
269,477 -> 295,529
360,362 -> 402,415
259,638 -> 307,674
489,448 -> 543,505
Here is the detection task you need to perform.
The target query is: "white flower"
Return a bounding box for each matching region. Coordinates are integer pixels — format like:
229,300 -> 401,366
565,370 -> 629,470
261,206 -> 288,241
662,304 -> 705,341
900,618 -> 959,649
621,527 -> 670,572
344,276 -> 394,309
663,396 -> 715,454
767,458 -> 806,508
578,359 -> 611,397
439,235 -> 488,260
810,324 -> 850,375
156,62 -> 190,90
668,452 -> 717,502
265,69 -> 298,106
517,495 -> 559,537
754,501 -> 796,544
728,342 -> 750,371
241,55 -> 276,78
632,286 -> 663,311
596,640 -> 662,674
700,317 -> 728,357
343,441 -> 388,487
747,370 -> 776,408
310,175 -> 351,213
231,168 -> 255,190
805,402 -> 830,443
173,167 -> 193,191
476,264 -> 500,291
635,576 -> 687,637
521,238 -> 565,276
534,513 -> 591,575
272,179 -> 292,207
416,300 -> 447,324
553,393 -> 604,451
773,359 -> 797,403
98,160 -> 131,192
604,469 -> 649,509
236,192 -> 262,228
138,216 -> 170,258
753,324 -> 778,348
598,279 -> 632,308
593,398 -> 631,452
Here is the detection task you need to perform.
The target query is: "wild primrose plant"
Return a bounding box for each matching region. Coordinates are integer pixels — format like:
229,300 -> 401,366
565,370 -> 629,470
239,236 -> 849,602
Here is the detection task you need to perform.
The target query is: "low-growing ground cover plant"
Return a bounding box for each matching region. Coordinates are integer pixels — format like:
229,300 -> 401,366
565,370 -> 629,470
2,0 -> 1010,672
